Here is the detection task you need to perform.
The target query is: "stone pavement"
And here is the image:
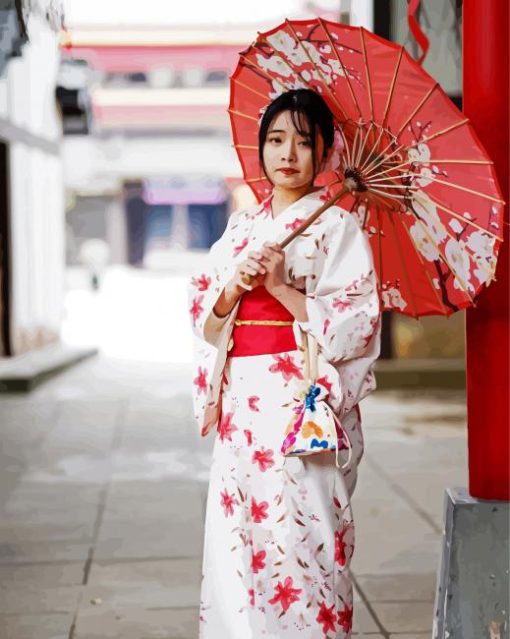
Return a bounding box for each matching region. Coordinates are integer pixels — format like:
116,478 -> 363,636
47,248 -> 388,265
0,354 -> 468,638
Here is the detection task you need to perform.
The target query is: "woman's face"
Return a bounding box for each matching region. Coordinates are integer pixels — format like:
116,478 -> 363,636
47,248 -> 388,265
262,109 -> 325,191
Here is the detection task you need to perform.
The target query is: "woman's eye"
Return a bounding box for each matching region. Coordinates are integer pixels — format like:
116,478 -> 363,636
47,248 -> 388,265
267,136 -> 310,146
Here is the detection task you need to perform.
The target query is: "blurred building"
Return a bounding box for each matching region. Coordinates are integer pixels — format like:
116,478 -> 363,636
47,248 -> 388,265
0,0 -> 64,357
59,25 -> 260,270
59,7 -> 342,270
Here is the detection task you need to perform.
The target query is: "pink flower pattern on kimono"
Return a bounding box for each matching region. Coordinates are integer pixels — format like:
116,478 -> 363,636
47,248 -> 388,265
248,395 -> 260,412
250,497 -> 269,523
338,604 -> 353,633
233,237 -> 249,257
252,448 -> 275,472
331,274 -> 370,313
334,520 -> 354,568
251,549 -> 267,574
220,489 -> 237,517
268,353 -> 304,382
191,273 -> 211,291
285,217 -> 306,231
268,576 -> 302,612
189,295 -> 204,326
332,295 -> 354,312
193,366 -> 208,395
316,601 -> 337,635
217,411 -> 237,442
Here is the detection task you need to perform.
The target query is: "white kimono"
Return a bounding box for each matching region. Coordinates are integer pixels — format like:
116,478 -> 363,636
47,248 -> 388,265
188,185 -> 381,638
189,186 -> 381,438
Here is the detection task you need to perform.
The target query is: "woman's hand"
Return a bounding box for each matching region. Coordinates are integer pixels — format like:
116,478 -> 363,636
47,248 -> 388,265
226,250 -> 267,295
259,242 -> 287,295
217,243 -> 291,317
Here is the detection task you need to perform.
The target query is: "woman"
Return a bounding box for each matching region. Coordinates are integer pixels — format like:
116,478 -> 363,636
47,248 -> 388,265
189,89 -> 381,638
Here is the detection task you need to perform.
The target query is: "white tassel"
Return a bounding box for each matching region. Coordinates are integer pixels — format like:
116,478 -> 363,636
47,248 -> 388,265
332,411 -> 353,470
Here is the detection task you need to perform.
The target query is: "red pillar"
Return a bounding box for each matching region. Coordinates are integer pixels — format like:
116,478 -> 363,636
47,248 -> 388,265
463,0 -> 509,500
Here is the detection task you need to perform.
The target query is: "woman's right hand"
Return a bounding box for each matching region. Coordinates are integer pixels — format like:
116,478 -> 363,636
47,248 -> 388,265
226,250 -> 266,295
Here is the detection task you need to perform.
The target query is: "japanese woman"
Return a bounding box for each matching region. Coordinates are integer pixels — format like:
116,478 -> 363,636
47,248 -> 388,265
189,88 -> 381,638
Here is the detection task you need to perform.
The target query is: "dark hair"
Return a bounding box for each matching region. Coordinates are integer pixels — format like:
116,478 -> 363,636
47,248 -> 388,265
258,89 -> 335,183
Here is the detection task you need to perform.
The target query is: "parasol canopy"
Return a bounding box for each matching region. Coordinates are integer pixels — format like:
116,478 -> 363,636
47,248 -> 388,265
228,18 -> 505,317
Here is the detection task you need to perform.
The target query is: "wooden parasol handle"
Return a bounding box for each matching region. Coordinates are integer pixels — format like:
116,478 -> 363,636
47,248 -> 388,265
240,182 -> 352,286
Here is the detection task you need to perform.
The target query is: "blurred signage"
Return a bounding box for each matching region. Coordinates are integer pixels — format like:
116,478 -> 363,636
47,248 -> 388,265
142,175 -> 227,205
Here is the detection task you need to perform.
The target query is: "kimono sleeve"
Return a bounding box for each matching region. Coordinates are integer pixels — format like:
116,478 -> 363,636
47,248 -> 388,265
188,209 -> 242,348
296,210 -> 381,365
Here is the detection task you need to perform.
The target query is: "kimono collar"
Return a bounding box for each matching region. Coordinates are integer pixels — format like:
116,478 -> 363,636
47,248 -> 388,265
256,185 -> 330,222
252,186 -> 330,242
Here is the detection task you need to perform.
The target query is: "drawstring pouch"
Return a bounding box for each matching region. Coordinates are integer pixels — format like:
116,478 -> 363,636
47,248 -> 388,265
280,331 -> 352,470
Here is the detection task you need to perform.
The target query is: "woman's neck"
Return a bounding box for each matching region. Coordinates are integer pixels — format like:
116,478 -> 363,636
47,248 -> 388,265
271,184 -> 320,219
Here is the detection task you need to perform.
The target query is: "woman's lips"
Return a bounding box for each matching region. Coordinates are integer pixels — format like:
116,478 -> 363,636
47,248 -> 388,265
277,168 -> 299,175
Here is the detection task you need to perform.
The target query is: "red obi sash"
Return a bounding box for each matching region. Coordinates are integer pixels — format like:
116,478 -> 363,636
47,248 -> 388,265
228,286 -> 297,357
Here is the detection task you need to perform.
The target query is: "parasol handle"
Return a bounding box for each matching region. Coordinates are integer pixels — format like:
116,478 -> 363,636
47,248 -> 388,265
240,180 -> 354,286
279,182 -> 351,249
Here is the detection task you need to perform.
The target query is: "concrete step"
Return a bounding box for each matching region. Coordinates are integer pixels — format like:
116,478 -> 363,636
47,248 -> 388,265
0,342 -> 98,392
374,358 -> 465,390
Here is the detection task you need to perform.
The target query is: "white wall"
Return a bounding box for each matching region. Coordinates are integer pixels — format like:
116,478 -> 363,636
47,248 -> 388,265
1,15 -> 64,354
348,0 -> 374,30
9,146 -> 65,351
5,20 -> 62,140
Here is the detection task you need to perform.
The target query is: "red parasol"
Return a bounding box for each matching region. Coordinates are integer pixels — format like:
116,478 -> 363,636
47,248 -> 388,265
228,18 -> 505,317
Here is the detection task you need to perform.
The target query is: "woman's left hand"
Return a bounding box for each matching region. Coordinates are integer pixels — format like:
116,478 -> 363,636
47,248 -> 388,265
258,242 -> 287,294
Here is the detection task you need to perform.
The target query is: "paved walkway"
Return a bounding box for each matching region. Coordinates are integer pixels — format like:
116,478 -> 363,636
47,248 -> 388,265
0,354 -> 467,638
